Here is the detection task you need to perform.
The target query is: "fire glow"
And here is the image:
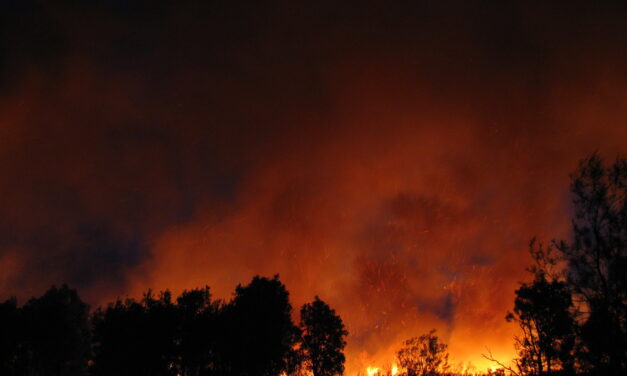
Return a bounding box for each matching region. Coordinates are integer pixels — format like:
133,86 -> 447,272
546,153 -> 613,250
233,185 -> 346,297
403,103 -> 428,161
1,2 -> 626,375
365,363 -> 399,376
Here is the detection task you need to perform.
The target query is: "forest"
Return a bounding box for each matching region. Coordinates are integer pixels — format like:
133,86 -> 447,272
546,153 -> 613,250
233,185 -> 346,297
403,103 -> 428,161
0,156 -> 625,376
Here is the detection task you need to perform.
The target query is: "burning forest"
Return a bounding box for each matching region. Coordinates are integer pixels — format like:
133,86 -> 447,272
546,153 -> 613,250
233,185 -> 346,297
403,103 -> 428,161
0,1 -> 626,376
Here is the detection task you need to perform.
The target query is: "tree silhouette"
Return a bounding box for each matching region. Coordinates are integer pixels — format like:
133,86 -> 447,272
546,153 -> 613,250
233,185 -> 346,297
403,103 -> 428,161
506,244 -> 576,376
21,284 -> 90,376
0,276 -> 352,376
176,286 -> 220,376
300,296 -> 347,376
91,298 -> 147,376
0,297 -> 19,375
396,330 -> 449,376
91,290 -> 178,376
554,155 -> 627,375
143,290 -> 179,375
220,275 -> 300,376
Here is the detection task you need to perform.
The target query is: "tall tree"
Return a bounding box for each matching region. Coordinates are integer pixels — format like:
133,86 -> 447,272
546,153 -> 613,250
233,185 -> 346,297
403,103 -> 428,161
396,330 -> 449,376
555,155 -> 627,375
21,284 -> 90,376
506,244 -> 576,376
220,275 -> 300,376
300,296 -> 348,376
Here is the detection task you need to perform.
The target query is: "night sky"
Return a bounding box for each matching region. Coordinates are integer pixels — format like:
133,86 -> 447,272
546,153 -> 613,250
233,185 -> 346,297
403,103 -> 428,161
1,0 -> 627,372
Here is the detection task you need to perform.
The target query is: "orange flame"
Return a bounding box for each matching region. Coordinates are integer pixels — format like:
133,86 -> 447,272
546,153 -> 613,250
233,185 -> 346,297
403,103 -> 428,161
391,364 -> 398,376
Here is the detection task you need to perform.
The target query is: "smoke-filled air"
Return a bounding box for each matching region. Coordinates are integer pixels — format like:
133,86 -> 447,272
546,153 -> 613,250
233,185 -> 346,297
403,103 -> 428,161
1,1 -> 626,376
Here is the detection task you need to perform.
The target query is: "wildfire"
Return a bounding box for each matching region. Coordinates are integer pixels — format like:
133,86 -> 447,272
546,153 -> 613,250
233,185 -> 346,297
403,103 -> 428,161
391,364 -> 398,376
364,363 -> 399,376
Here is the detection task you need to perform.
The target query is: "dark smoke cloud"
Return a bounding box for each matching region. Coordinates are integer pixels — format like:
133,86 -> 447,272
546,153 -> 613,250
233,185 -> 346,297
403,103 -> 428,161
1,0 -> 626,372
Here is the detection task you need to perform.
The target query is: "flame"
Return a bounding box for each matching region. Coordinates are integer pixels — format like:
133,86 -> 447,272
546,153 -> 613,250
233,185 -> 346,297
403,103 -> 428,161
391,364 -> 398,376
364,363 -> 398,376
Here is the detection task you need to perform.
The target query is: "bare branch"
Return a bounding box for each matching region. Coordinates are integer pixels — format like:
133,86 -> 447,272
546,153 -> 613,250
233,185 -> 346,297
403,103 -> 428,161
482,348 -> 519,376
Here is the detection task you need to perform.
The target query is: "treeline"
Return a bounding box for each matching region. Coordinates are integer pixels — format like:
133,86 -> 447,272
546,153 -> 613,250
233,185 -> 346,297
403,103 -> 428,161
0,275 -> 348,376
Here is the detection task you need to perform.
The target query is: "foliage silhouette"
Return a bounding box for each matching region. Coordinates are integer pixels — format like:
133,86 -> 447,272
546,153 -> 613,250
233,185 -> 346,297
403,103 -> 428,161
91,290 -> 178,376
0,297 -> 19,375
506,244 -> 576,376
219,275 -> 301,376
89,276 -> 320,376
0,277 -> 349,376
494,155 -> 627,376
396,330 -> 449,376
300,296 -> 348,376
21,284 -> 91,376
177,286 -> 220,376
554,155 -> 627,375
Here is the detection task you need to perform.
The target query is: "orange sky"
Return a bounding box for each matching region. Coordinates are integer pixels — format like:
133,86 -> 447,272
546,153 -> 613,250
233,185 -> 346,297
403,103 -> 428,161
1,1 -> 627,374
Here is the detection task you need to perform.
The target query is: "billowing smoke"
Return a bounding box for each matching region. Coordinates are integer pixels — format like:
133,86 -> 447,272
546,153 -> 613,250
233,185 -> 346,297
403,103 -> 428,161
1,1 -> 626,373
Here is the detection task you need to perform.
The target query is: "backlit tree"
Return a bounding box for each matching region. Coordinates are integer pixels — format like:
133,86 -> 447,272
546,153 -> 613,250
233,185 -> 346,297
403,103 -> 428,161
396,330 -> 449,376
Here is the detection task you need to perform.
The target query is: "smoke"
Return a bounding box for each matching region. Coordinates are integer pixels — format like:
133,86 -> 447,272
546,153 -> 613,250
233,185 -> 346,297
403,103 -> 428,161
1,0 -> 626,372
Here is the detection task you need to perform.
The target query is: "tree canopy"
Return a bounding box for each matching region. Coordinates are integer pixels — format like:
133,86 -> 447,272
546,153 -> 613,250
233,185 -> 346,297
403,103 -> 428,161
0,276 -> 347,376
300,296 -> 348,376
21,284 -> 91,376
559,155 -> 627,375
506,249 -> 575,376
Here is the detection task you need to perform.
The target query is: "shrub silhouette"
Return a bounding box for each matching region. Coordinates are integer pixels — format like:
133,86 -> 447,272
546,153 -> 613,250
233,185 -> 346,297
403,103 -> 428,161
396,330 -> 449,376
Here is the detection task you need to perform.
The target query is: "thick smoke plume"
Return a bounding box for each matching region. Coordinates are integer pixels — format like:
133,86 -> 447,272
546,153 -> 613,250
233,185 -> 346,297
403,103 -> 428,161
1,1 -> 626,372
